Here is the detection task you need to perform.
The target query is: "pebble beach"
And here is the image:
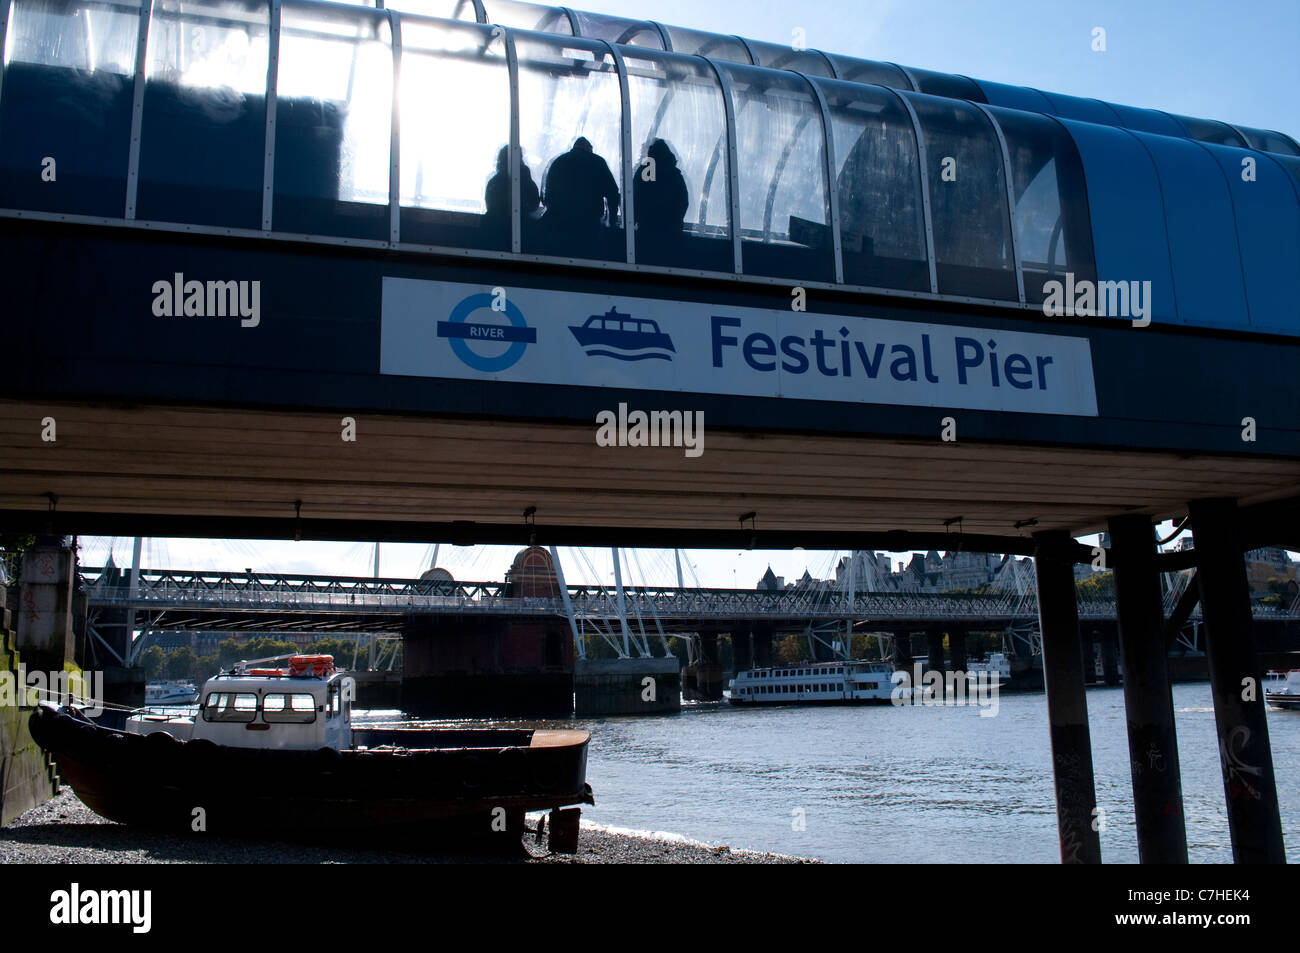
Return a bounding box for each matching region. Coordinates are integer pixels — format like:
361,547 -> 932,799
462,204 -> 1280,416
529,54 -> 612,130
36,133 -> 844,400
1,789 -> 815,864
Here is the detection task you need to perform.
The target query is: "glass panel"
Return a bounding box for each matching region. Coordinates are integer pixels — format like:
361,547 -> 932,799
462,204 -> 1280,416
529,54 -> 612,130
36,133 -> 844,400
202,691 -> 257,722
1234,126 -> 1300,157
384,0 -> 478,20
569,11 -> 662,48
263,692 -> 317,723
1173,114 -> 1246,148
905,92 -> 1016,299
480,0 -> 570,35
515,31 -> 623,261
743,39 -> 833,78
0,0 -> 140,215
398,18 -> 509,250
823,54 -> 911,89
137,0 -> 270,229
623,47 -> 731,270
987,106 -> 1095,304
722,63 -> 833,282
816,78 -> 927,290
909,67 -> 985,103
659,24 -> 750,63
273,2 -> 391,239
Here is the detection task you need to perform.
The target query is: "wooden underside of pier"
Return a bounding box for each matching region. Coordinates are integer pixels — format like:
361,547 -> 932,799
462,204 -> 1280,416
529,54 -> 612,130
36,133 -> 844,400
2,399 -> 1298,547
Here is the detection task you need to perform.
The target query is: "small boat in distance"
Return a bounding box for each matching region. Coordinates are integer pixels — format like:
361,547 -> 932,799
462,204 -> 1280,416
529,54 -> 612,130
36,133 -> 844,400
569,307 -> 675,361
965,652 -> 1012,688
728,660 -> 895,705
144,679 -> 199,705
1265,670 -> 1300,711
30,654 -> 593,853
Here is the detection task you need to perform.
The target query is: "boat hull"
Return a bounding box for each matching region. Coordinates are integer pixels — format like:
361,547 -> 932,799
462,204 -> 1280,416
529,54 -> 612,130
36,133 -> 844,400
1266,693 -> 1300,711
29,704 -> 592,848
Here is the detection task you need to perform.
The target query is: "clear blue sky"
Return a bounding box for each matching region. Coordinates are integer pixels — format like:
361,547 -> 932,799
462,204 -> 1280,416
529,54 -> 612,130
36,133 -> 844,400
584,0 -> 1299,135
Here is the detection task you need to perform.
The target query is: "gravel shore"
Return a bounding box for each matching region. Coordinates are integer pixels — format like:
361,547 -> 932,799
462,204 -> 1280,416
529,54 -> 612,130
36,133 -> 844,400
1,789 -> 815,864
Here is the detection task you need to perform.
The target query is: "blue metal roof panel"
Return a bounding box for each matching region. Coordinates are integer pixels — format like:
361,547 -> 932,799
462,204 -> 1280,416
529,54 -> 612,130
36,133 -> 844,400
1041,92 -> 1122,127
1197,143 -> 1300,335
1058,119 -> 1178,325
974,80 -> 1053,114
1135,132 -> 1250,330
1104,103 -> 1185,137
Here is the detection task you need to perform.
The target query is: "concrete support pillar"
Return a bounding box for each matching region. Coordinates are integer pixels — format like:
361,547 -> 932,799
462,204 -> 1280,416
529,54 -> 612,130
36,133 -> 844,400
16,536 -> 76,673
1109,514 -> 1187,864
752,627 -> 774,668
1033,530 -> 1102,864
926,630 -> 946,675
891,631 -> 913,672
732,631 -> 752,673
696,633 -> 723,700
948,627 -> 967,672
1100,632 -> 1120,686
1188,498 -> 1285,863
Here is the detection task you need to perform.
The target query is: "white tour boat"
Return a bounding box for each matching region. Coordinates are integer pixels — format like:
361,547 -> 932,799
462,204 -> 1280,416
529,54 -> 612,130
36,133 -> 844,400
143,680 -> 199,706
728,660 -> 896,705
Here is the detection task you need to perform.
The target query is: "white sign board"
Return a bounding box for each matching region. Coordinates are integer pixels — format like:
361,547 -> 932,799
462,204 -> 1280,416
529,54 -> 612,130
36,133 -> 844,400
380,278 -> 1098,417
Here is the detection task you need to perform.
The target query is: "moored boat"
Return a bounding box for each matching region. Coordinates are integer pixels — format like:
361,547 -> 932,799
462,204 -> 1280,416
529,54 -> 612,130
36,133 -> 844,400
29,654 -> 593,853
1265,670 -> 1300,711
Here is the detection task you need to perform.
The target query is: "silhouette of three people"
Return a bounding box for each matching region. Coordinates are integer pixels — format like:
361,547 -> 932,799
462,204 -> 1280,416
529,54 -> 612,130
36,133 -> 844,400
483,136 -> 690,259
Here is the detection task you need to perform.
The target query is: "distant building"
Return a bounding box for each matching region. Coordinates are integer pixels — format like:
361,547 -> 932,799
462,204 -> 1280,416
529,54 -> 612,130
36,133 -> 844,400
1246,547 -> 1296,595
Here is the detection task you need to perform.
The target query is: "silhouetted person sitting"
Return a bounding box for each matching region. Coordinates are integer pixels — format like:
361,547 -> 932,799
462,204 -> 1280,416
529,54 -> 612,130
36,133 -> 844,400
541,136 -> 619,255
634,138 -> 689,256
483,145 -> 539,246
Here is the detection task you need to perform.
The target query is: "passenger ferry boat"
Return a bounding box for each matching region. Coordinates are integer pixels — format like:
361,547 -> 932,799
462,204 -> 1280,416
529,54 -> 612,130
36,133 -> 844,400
1265,670 -> 1300,711
728,660 -> 896,705
144,679 -> 199,705
30,655 -> 593,853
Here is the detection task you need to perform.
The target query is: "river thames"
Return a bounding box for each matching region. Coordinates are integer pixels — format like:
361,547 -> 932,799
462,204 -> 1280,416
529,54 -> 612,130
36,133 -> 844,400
542,682 -> 1297,863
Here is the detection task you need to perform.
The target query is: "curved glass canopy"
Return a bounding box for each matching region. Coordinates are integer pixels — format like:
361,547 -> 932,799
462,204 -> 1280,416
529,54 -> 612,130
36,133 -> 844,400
0,0 -> 1295,335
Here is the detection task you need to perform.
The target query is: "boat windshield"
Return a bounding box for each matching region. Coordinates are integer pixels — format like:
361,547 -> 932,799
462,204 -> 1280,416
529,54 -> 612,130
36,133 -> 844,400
263,693 -> 318,724
202,692 -> 258,723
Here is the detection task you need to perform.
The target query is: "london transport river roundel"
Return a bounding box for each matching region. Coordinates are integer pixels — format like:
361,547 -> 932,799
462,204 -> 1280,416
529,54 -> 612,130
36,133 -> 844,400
441,292 -> 533,373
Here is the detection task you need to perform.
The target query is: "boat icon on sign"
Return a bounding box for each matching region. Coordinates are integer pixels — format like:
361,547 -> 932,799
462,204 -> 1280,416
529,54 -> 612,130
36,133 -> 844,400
568,307 -> 675,362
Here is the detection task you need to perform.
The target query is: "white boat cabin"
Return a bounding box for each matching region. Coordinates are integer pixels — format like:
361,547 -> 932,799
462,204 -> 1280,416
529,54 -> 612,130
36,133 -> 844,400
127,655 -> 355,750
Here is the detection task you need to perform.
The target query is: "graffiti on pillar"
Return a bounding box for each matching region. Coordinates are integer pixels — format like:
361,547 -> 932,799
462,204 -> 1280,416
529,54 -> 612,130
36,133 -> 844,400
1219,725 -> 1263,802
1054,749 -> 1086,863
34,551 -> 57,581
21,587 -> 39,622
1145,741 -> 1166,773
